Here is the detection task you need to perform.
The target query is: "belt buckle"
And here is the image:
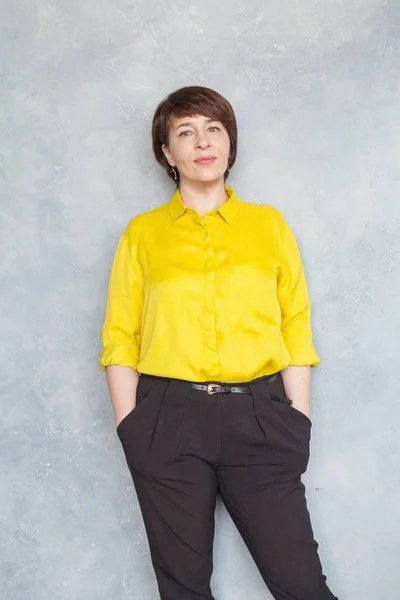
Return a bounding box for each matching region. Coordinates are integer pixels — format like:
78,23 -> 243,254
207,383 -> 221,395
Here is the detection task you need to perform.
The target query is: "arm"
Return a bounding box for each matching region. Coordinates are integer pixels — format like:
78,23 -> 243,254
106,365 -> 139,427
100,228 -> 143,427
280,365 -> 311,419
276,215 -> 319,418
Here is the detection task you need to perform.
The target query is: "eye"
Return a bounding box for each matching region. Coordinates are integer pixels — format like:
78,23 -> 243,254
179,130 -> 192,137
209,126 -> 221,132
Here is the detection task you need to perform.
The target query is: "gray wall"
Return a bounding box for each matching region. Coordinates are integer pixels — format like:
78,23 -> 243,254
1,1 -> 399,598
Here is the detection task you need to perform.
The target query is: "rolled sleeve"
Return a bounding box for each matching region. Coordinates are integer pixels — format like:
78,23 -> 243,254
99,229 -> 143,371
277,215 -> 320,368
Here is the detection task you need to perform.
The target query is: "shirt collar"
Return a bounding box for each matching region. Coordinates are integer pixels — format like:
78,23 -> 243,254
168,186 -> 240,224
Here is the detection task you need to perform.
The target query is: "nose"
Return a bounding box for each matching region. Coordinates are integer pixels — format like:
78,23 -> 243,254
195,133 -> 211,149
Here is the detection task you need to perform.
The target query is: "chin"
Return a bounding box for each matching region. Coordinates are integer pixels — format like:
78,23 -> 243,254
192,170 -> 226,184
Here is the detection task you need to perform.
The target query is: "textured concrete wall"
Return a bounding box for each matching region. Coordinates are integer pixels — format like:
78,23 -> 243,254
1,1 -> 399,598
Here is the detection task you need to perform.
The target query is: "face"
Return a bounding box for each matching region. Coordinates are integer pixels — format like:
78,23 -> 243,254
162,114 -> 231,184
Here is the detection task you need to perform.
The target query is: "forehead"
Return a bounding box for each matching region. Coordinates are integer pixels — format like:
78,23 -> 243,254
169,114 -> 219,127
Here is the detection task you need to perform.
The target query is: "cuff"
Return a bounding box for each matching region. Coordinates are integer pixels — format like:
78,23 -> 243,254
283,334 -> 320,368
99,343 -> 140,371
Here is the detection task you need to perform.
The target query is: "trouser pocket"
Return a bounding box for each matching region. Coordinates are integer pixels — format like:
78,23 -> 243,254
116,374 -> 167,434
270,394 -> 292,406
252,375 -> 312,475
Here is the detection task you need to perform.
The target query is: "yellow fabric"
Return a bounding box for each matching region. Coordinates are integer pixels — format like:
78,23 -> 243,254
100,186 -> 319,383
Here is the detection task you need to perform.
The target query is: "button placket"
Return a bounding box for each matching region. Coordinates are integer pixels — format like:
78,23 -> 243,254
201,218 -> 220,379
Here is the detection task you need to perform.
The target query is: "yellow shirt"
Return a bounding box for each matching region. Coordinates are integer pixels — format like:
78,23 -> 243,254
100,186 -> 319,383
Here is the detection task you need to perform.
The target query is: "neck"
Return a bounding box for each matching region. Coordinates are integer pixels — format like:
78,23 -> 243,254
178,178 -> 229,218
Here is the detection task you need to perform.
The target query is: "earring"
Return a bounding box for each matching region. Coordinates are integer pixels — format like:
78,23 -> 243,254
171,166 -> 178,180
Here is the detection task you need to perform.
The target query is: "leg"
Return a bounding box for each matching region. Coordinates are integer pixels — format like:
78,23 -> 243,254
117,375 -> 218,600
217,375 -> 338,600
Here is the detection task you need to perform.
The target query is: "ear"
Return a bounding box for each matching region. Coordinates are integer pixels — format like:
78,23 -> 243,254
161,144 -> 175,167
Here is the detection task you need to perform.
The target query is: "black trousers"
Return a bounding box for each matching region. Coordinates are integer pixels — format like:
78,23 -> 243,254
117,371 -> 338,600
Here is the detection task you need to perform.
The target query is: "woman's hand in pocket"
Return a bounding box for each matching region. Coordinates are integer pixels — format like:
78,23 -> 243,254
105,365 -> 140,429
291,402 -> 311,420
115,402 -> 136,428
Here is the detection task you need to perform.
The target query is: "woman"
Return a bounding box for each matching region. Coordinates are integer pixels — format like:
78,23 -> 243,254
100,86 -> 338,600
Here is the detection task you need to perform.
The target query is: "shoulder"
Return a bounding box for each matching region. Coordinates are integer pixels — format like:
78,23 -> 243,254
121,203 -> 170,243
239,199 -> 287,230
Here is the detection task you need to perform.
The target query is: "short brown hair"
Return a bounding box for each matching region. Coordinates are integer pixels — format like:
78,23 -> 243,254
152,86 -> 238,185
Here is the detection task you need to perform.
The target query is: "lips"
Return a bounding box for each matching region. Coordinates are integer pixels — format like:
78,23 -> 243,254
194,156 -> 217,166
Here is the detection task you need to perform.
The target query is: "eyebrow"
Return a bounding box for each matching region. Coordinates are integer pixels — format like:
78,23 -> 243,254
175,118 -> 216,131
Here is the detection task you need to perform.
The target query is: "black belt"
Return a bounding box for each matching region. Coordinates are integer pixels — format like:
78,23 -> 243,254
190,383 -> 251,395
